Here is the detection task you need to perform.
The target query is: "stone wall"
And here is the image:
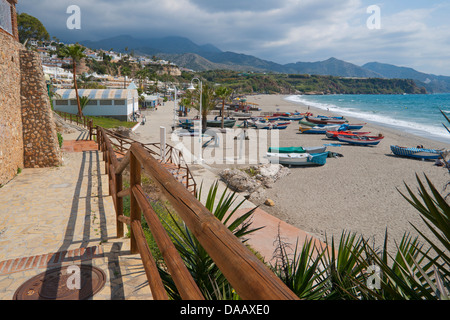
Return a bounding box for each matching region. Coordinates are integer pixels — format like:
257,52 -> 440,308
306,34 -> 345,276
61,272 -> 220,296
0,31 -> 24,185
19,50 -> 62,168
0,23 -> 62,185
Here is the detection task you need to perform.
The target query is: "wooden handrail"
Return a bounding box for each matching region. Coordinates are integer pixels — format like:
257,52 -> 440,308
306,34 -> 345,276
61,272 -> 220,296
129,143 -> 299,300
71,123 -> 298,300
130,220 -> 169,300
133,184 -> 204,300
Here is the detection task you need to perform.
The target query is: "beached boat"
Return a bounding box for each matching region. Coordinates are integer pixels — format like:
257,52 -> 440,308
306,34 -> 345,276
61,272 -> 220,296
347,124 -> 366,130
268,146 -> 327,154
300,124 -> 341,134
298,119 -> 317,127
207,119 -> 236,128
276,113 -> 305,121
325,131 -> 371,139
390,145 -> 443,160
266,152 -> 328,166
306,116 -> 347,125
337,135 -> 384,146
230,111 -> 252,118
254,121 -> 289,130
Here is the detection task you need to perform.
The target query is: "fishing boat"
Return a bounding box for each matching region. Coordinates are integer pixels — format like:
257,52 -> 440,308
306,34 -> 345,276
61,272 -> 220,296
268,146 -> 327,154
254,121 -> 289,130
298,119 -> 317,127
207,119 -> 236,128
300,124 -> 341,134
306,116 -> 347,125
390,145 -> 444,160
317,115 -> 345,119
325,131 -> 371,139
337,135 -> 384,146
347,124 -> 366,130
275,113 -> 305,121
266,152 -> 328,166
230,111 -> 252,118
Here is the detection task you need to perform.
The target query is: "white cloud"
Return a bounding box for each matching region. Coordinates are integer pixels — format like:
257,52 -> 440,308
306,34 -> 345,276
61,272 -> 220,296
16,0 -> 450,75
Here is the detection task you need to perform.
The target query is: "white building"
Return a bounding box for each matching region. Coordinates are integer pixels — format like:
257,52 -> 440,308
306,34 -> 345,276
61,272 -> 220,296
53,88 -> 139,121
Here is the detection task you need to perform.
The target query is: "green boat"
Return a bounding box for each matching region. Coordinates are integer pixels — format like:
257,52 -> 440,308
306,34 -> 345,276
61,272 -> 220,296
298,120 -> 317,127
207,119 -> 236,128
268,146 -> 327,154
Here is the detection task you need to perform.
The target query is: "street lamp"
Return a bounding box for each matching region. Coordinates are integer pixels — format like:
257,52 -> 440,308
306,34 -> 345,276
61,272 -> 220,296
187,77 -> 203,163
168,85 -> 178,132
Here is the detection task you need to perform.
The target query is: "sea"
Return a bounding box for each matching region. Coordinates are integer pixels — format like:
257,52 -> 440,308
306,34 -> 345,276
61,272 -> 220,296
286,93 -> 450,145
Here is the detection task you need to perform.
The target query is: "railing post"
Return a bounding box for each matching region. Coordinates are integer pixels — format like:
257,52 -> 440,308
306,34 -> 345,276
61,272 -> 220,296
89,120 -> 93,141
129,150 -> 141,254
115,172 -> 124,238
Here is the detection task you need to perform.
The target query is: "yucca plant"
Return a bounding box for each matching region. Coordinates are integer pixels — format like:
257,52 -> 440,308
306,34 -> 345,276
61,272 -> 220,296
354,174 -> 449,300
157,181 -> 263,300
398,174 -> 450,299
270,231 -> 327,299
271,230 -> 376,300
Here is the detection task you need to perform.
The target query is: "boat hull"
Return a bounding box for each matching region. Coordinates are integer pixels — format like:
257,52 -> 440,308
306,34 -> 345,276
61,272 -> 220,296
207,120 -> 236,128
266,152 -> 328,166
337,135 -> 384,146
325,131 -> 371,139
268,146 -> 327,154
306,116 -> 347,125
390,145 -> 442,160
300,125 -> 340,134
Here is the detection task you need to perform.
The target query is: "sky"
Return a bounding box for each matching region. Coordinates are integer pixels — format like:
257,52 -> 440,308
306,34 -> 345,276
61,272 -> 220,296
15,0 -> 450,76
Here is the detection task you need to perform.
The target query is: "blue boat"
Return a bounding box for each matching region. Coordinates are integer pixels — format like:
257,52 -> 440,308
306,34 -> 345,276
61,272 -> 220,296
390,145 -> 443,160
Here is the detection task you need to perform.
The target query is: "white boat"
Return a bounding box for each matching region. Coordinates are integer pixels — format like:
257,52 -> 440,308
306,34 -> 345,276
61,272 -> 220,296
265,152 -> 328,166
299,124 -> 341,134
231,111 -> 252,118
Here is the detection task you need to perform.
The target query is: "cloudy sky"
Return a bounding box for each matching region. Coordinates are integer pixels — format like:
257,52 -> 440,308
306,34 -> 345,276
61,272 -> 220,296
16,0 -> 450,75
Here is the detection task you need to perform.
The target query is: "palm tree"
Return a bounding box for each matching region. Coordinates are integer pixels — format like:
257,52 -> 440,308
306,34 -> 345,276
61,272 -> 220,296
79,96 -> 90,111
136,69 -> 149,91
184,83 -> 217,131
122,66 -> 131,89
58,44 -> 86,118
215,86 -> 233,128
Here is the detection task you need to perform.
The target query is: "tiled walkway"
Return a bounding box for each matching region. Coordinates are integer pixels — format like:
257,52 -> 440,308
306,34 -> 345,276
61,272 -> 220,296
0,141 -> 153,300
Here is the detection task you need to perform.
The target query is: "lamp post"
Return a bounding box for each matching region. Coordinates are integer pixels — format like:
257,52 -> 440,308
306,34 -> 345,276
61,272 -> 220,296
168,85 -> 178,132
187,78 -> 203,163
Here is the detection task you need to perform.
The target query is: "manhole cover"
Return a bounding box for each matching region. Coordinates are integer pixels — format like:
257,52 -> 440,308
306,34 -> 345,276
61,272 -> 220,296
13,265 -> 106,300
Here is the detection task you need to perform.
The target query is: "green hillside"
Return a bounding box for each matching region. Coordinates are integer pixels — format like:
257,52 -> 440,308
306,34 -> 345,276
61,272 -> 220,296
199,71 -> 427,95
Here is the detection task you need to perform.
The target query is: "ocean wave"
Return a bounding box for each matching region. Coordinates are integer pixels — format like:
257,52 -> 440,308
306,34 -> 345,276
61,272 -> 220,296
286,95 -> 450,143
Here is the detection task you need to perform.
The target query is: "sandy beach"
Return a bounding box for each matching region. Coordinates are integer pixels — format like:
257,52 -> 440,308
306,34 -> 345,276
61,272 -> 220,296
235,94 -> 449,253
135,94 -> 449,255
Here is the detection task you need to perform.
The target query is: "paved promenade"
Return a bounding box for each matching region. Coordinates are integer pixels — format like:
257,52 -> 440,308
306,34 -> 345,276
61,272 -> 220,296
0,107 -> 321,300
0,136 -> 153,300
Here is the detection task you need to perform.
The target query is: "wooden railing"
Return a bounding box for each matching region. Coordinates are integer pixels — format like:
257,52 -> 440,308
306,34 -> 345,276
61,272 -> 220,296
96,127 -> 299,300
98,127 -> 197,194
54,110 -> 94,140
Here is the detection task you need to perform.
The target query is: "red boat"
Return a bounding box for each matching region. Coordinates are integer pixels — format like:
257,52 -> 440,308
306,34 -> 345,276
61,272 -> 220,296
325,131 -> 371,139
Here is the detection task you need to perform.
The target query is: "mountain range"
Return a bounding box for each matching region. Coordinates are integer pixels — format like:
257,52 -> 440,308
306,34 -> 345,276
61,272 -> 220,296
81,35 -> 450,93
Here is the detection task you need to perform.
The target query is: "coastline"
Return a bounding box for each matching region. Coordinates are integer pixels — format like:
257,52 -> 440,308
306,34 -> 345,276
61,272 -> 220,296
232,94 -> 449,253
134,93 -> 449,256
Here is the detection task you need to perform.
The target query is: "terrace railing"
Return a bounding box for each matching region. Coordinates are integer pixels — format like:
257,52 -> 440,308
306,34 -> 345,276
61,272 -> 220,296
96,127 -> 299,300
54,110 -> 95,140
56,112 -> 298,299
